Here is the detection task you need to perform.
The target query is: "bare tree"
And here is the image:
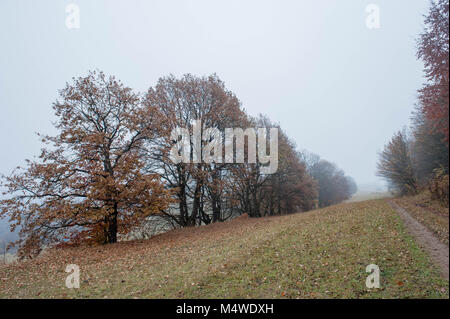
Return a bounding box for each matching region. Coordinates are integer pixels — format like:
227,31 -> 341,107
377,130 -> 418,195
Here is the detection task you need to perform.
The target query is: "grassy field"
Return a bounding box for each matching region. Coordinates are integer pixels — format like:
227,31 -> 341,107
0,199 -> 448,299
345,191 -> 392,203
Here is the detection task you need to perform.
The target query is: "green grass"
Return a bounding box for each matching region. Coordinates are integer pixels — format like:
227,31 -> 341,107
345,191 -> 391,203
0,199 -> 448,298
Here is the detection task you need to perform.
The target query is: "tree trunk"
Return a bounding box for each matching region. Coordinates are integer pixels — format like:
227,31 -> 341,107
104,204 -> 118,244
212,197 -> 221,223
189,180 -> 202,226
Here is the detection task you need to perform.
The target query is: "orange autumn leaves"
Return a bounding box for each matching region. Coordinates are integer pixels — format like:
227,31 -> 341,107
0,71 -> 172,257
0,71 -> 344,258
417,0 -> 449,144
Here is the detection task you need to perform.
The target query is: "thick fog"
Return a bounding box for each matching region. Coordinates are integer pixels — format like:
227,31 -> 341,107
0,0 -> 429,239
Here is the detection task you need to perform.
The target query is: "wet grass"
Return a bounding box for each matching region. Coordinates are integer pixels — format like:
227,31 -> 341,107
0,200 -> 448,298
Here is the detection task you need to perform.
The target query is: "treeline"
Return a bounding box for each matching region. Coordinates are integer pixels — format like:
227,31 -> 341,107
300,151 -> 357,207
0,72 -> 355,257
377,0 -> 449,202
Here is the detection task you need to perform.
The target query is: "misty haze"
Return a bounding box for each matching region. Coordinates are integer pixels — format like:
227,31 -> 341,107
0,0 -> 448,303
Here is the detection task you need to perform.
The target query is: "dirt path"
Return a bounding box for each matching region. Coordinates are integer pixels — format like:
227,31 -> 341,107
388,200 -> 449,280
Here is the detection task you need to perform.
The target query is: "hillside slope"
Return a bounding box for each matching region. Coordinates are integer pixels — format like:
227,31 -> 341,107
0,199 -> 448,298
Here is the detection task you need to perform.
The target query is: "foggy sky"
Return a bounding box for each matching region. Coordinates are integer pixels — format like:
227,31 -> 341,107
0,0 -> 429,191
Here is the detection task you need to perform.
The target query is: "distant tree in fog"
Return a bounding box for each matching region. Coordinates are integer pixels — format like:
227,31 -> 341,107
376,130 -> 417,195
300,150 -> 356,207
345,176 -> 358,196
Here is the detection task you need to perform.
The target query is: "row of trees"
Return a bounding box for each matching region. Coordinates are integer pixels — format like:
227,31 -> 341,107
0,72 -> 356,257
377,0 -> 449,200
300,151 -> 357,207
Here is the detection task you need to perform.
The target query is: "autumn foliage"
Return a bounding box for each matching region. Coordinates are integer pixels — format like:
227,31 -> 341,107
417,0 -> 449,144
378,0 -> 449,198
0,72 -> 171,257
1,72 -> 355,257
